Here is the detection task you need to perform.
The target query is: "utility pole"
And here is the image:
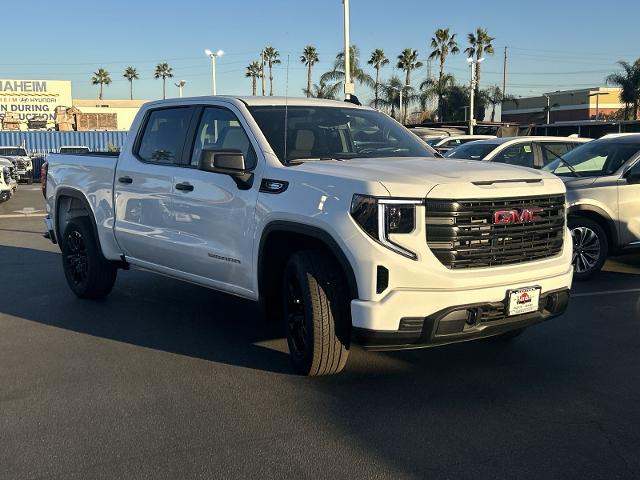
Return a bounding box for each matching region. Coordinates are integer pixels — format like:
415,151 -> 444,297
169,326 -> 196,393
343,0 -> 354,100
261,49 -> 266,96
502,46 -> 507,97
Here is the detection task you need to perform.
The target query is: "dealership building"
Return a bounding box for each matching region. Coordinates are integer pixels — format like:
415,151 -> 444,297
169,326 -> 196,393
501,87 -> 624,124
0,79 -> 145,131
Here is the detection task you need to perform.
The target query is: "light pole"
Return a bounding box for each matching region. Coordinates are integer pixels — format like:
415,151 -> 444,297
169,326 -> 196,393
390,86 -> 404,123
174,80 -> 186,98
542,94 -> 551,124
204,48 -> 224,95
589,91 -> 607,120
466,57 -> 484,134
343,0 -> 355,100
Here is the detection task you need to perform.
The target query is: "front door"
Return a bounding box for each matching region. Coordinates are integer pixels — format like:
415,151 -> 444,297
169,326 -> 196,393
618,160 -> 640,246
169,105 -> 261,296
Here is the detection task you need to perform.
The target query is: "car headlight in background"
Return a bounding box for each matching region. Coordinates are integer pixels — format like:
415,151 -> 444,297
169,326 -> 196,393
350,194 -> 422,259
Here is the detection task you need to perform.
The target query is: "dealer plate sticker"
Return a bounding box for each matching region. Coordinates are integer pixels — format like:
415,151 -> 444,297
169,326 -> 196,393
508,287 -> 541,316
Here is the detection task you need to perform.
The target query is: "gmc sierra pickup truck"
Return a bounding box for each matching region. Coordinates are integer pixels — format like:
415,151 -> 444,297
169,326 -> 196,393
44,96 -> 573,376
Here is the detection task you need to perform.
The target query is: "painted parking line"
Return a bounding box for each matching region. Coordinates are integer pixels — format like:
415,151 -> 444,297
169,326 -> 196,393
0,213 -> 47,219
573,288 -> 640,298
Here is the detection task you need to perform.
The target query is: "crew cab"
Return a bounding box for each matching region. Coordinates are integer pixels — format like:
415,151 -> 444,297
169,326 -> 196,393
44,96 -> 573,376
0,146 -> 33,184
445,136 -> 591,169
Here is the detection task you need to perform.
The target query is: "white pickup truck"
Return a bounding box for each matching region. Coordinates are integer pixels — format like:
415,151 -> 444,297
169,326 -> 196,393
44,96 -> 573,375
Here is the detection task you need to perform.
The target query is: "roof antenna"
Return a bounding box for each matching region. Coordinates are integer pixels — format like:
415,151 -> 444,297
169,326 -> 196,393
284,54 -> 290,165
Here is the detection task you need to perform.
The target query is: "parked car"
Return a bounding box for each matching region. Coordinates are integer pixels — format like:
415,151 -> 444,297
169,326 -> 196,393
445,136 -> 592,169
58,146 -> 91,154
44,96 -> 572,376
542,134 -> 640,279
427,135 -> 497,154
0,146 -> 33,184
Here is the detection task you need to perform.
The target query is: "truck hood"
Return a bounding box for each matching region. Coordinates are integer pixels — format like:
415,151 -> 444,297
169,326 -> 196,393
290,157 -> 560,197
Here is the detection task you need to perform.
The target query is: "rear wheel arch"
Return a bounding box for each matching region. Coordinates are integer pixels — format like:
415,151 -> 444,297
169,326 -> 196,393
55,188 -> 100,250
257,222 -> 359,321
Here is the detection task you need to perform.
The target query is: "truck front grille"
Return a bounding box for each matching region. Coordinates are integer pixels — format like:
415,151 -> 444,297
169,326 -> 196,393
425,195 -> 565,269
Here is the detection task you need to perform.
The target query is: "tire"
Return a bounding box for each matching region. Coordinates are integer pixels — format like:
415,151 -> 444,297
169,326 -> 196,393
283,250 -> 350,376
569,217 -> 608,281
61,217 -> 117,299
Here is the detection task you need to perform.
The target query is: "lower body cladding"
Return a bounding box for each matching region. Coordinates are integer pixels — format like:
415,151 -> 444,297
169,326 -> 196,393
350,268 -> 573,350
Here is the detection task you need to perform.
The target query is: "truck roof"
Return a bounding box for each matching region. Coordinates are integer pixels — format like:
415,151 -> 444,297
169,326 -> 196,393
144,95 -> 369,110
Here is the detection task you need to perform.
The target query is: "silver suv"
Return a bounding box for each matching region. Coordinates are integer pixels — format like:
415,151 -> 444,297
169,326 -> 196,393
543,134 -> 640,279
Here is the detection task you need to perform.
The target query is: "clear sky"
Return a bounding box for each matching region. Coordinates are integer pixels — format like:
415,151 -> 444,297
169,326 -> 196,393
2,0 -> 639,103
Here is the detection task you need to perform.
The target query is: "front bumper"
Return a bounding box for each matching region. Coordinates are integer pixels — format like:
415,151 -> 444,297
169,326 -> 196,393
17,171 -> 32,182
354,288 -> 569,350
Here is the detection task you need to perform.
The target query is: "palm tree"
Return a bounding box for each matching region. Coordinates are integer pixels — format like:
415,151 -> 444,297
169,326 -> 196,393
122,66 -> 139,100
300,46 -> 319,98
428,28 -> 460,119
484,85 -> 519,122
368,49 -> 389,109
304,80 -> 342,99
245,61 -> 262,96
321,45 -> 374,93
606,59 -> 640,120
419,74 -> 455,120
154,63 -> 173,99
397,49 -> 423,123
376,76 -> 418,122
91,68 -> 111,100
465,27 -> 495,116
263,46 -> 281,96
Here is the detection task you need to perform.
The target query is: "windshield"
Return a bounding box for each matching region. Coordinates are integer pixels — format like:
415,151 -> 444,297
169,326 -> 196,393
542,140 -> 640,177
0,147 -> 27,156
425,138 -> 444,146
248,106 -> 436,163
444,142 -> 497,160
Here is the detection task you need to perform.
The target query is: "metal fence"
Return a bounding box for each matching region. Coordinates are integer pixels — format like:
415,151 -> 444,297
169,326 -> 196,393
0,131 -> 128,156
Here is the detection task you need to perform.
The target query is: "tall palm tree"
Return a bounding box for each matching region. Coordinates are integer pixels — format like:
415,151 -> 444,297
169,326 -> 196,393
300,46 -> 319,98
606,59 -> 640,120
263,46 -> 281,96
321,45 -> 374,93
245,61 -> 262,96
465,27 -> 495,116
397,49 -> 423,123
122,66 -> 139,100
368,49 -> 389,109
305,80 -> 342,99
428,28 -> 460,119
91,68 -> 111,100
376,75 -> 418,122
419,74 -> 455,120
154,63 -> 173,99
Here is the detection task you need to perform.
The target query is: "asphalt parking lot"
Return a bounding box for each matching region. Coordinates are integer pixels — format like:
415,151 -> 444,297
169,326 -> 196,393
1,187 -> 639,479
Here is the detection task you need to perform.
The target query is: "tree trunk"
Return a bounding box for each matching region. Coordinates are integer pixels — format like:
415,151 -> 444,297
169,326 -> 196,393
163,78 -> 166,99
252,78 -> 257,96
490,103 -> 496,122
129,81 -> 133,100
634,101 -> 639,120
99,83 -> 103,100
374,67 -> 380,109
438,56 -> 445,120
269,63 -> 274,96
306,64 -> 312,98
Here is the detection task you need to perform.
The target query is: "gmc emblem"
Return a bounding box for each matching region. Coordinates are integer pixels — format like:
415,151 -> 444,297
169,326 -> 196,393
493,208 -> 543,224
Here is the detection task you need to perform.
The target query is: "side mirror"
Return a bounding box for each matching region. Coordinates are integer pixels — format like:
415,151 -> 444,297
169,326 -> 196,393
198,148 -> 254,190
625,169 -> 640,184
199,148 -> 247,173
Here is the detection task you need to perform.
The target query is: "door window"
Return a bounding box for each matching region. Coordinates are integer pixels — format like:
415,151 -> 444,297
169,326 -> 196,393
137,108 -> 192,164
190,107 -> 257,168
493,143 -> 534,168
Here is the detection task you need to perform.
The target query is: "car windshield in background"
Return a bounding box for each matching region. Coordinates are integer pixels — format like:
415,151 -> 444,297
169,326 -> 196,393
542,140 -> 640,177
425,138 -> 444,146
444,142 -> 497,160
0,148 -> 27,156
248,106 -> 435,164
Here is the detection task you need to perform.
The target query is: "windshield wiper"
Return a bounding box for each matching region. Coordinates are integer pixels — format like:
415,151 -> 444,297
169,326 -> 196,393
540,144 -> 581,177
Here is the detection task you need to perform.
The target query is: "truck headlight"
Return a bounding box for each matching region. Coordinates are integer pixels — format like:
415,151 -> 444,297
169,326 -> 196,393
350,194 -> 421,259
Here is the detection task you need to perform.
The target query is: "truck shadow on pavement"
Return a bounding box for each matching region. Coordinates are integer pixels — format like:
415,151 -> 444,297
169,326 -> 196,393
0,245 -> 293,375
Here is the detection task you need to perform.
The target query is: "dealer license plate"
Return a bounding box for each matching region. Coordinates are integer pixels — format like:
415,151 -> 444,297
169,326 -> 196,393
507,287 -> 541,316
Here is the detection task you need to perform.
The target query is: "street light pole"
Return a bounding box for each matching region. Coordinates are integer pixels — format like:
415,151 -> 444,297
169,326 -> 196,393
543,94 -> 550,124
589,92 -> 607,120
343,0 -> 354,100
466,57 -> 483,134
205,49 -> 224,95
175,80 -> 186,98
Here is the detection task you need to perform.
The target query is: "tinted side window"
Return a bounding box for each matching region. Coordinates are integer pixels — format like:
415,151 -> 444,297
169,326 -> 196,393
493,143 -> 534,168
190,107 -> 257,168
540,142 -> 577,165
137,108 -> 191,164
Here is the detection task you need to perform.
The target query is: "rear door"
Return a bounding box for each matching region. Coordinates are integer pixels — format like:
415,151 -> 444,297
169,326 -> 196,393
114,106 -> 194,266
168,105 -> 262,295
490,142 -> 535,169
537,141 -> 582,169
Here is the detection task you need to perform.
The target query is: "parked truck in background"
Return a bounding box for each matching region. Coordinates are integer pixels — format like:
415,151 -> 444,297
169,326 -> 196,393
0,146 -> 33,184
43,96 -> 573,376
